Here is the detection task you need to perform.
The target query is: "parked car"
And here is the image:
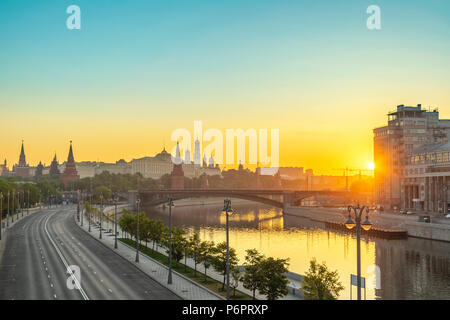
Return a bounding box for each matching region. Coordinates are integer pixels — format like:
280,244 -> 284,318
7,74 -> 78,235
445,214 -> 450,219
406,210 -> 415,215
399,210 -> 407,214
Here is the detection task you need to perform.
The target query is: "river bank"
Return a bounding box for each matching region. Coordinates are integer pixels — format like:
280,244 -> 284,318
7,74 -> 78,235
283,206 -> 450,242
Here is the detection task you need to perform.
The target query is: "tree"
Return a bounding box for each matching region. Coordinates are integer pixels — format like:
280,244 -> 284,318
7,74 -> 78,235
187,232 -> 202,276
163,227 -> 186,265
198,241 -> 215,282
301,258 -> 344,300
211,242 -> 239,291
242,249 -> 265,299
148,220 -> 166,252
258,257 -> 290,300
231,267 -> 241,297
118,210 -> 135,239
94,186 -> 112,202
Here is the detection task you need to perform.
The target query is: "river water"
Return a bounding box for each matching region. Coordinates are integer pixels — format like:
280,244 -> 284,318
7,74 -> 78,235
144,198 -> 450,300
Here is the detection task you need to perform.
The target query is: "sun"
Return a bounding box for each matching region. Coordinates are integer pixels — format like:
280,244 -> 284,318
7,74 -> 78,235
368,162 -> 375,170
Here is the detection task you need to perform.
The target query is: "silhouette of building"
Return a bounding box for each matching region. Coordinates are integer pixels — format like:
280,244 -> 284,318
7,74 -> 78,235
60,141 -> 79,187
35,161 -> 44,178
14,141 -> 30,178
170,164 -> 184,190
0,159 -> 11,177
49,154 -> 61,176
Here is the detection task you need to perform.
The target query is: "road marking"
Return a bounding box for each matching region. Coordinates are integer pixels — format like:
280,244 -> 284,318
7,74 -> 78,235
44,214 -> 89,300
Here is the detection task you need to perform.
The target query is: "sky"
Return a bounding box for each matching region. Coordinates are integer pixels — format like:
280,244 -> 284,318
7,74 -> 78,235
1,0 -> 450,174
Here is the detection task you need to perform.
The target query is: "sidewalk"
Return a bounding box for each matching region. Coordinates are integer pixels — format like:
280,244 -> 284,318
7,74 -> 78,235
80,206 -> 301,300
76,211 -> 223,300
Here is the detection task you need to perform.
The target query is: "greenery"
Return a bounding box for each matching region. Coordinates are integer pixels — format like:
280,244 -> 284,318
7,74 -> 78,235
301,258 -> 344,300
118,238 -> 252,300
241,249 -> 265,299
257,257 -> 290,300
114,211 -> 293,300
211,242 -> 239,291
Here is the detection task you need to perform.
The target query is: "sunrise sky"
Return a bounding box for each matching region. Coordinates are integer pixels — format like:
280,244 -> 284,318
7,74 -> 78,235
1,0 -> 450,174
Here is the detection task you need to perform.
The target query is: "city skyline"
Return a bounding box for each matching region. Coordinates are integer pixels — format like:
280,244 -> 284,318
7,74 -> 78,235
1,1 -> 450,174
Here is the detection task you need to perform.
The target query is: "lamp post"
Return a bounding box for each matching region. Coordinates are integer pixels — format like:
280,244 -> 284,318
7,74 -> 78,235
222,199 -> 233,300
77,189 -> 80,222
0,192 -> 3,241
344,204 -> 372,300
167,198 -> 175,284
20,191 -> 23,218
135,197 -> 140,263
114,195 -> 118,249
80,191 -> 84,227
27,190 -> 30,216
7,191 -> 10,227
99,195 -> 103,239
12,189 -> 15,223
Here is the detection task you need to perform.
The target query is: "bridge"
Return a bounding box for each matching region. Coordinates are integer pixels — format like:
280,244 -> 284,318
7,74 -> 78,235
124,189 -> 357,210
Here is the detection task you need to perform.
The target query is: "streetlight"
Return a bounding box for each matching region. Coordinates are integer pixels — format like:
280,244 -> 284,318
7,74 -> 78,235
0,192 -> 3,241
114,195 -> 119,249
12,189 -> 15,223
167,198 -> 175,284
77,189 -> 80,222
20,190 -> 23,218
135,197 -> 141,263
80,191 -> 84,227
27,190 -> 30,216
222,199 -> 233,300
6,191 -> 10,227
345,204 -> 372,300
99,195 -> 103,239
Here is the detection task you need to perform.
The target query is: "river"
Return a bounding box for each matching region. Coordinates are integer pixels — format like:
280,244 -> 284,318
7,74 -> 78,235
144,198 -> 450,300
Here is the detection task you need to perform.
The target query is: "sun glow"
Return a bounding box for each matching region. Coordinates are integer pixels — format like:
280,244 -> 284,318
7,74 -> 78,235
368,162 -> 375,170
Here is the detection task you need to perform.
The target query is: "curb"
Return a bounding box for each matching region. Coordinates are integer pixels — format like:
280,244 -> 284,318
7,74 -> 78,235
74,213 -> 222,300
119,240 -> 224,300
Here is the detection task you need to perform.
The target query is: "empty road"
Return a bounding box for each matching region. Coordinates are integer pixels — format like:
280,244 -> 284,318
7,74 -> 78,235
0,207 -> 180,300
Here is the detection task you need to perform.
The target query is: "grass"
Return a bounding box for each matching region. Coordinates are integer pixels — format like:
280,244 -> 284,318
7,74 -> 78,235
119,238 -> 253,300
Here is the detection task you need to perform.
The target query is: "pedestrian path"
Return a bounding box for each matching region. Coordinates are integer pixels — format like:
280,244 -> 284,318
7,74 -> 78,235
76,211 -> 223,300
80,205 -> 301,300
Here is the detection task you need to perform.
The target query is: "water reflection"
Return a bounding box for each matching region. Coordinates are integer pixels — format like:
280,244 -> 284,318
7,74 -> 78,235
144,198 -> 450,300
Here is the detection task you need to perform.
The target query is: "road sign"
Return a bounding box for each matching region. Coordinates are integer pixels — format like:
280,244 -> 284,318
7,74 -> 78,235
350,274 -> 366,300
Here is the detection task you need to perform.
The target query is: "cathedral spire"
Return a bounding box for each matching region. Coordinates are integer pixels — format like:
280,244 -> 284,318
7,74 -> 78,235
18,140 -> 27,166
67,140 -> 75,164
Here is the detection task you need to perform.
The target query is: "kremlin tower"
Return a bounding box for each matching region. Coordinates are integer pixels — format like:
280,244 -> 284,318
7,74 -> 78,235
170,142 -> 184,190
14,141 -> 30,178
60,141 -> 79,188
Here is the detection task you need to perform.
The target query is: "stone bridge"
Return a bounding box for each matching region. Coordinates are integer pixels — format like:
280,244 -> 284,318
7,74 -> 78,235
121,189 -> 355,211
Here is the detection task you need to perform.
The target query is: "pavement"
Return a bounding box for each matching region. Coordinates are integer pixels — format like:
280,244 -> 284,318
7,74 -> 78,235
0,206 -> 179,300
77,207 -> 223,300
82,205 -> 301,300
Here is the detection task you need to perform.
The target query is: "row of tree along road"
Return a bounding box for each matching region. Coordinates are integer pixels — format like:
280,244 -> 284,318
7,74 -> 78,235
85,203 -> 344,300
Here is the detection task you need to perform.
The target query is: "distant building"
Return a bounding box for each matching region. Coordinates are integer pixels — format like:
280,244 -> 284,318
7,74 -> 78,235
131,147 -> 221,180
373,104 -> 450,210
49,154 -> 61,176
35,161 -> 44,178
13,141 -> 30,178
60,141 -> 80,187
0,159 -> 11,177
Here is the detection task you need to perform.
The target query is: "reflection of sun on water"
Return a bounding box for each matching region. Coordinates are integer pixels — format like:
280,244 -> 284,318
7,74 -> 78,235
187,206 -> 377,300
